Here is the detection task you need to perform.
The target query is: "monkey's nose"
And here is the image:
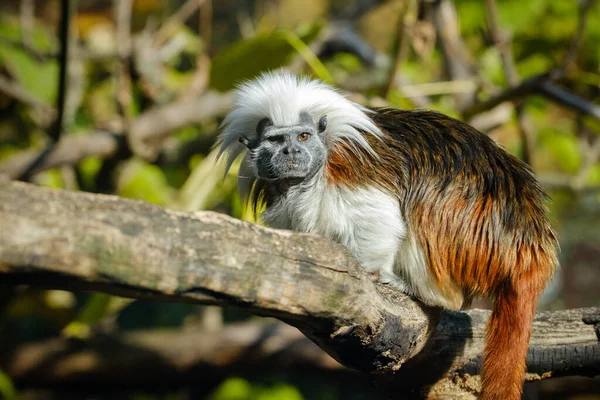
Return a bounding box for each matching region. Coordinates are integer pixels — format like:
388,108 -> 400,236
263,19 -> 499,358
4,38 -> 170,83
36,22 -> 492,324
283,146 -> 301,155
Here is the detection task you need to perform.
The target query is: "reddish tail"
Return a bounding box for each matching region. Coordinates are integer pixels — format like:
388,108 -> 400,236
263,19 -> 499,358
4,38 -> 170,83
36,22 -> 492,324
480,267 -> 548,400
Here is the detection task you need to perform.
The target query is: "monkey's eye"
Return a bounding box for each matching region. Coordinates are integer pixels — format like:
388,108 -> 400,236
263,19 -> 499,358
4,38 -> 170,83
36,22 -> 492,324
318,116 -> 327,133
298,132 -> 311,142
267,135 -> 284,144
257,118 -> 272,134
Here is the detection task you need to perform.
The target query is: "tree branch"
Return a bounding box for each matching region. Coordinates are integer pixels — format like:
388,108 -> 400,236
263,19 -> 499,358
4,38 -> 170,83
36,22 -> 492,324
127,90 -> 233,161
0,91 -> 232,179
0,181 -> 598,397
484,0 -> 533,164
462,70 -> 600,122
16,0 -> 72,182
562,0 -> 596,72
429,0 -> 476,109
0,131 -> 121,180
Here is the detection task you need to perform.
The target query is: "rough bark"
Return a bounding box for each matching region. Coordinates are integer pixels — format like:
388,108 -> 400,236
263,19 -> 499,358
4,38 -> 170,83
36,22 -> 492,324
0,180 -> 599,398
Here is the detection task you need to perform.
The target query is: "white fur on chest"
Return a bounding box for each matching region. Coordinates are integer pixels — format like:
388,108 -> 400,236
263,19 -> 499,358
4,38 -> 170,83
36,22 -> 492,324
264,179 -> 405,275
262,178 -> 461,309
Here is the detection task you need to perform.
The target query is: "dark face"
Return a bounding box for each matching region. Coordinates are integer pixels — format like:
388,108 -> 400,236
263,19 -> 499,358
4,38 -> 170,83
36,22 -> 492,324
243,112 -> 327,183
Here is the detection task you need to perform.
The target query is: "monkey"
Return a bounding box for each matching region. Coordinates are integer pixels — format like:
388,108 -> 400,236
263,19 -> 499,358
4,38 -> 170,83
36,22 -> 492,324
217,72 -> 558,400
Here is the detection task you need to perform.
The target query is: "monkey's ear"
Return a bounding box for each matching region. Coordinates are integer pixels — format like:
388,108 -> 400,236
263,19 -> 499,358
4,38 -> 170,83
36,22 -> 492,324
256,118 -> 272,136
239,136 -> 252,147
318,116 -> 327,133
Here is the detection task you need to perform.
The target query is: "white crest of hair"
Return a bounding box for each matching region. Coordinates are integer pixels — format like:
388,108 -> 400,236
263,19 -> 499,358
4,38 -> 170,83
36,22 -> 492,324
217,71 -> 382,178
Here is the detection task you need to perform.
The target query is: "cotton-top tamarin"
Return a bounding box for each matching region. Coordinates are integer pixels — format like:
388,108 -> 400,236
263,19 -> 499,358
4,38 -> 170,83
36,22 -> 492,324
217,72 -> 558,400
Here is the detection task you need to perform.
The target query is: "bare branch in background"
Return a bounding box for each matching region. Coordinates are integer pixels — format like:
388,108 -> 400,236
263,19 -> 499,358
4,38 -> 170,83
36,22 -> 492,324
0,75 -> 55,124
0,131 -> 120,179
428,0 -> 476,109
0,181 -> 599,398
49,0 -> 71,143
183,0 -> 213,98
17,0 -> 71,182
484,0 -> 534,164
538,80 -> 600,120
154,0 -> 208,47
462,70 -> 600,122
199,0 -> 212,49
0,90 -> 232,179
114,0 -> 134,126
19,0 -> 34,50
562,0 -> 597,72
380,0 -> 414,98
128,90 -> 233,160
90,0 -> 136,193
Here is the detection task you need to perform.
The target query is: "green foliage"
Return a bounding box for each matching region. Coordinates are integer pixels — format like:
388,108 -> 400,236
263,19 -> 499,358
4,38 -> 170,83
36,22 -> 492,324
538,128 -> 583,174
37,168 -> 64,189
586,164 -> 600,186
0,369 -> 18,400
62,293 -> 132,338
0,17 -> 57,104
210,377 -> 305,400
118,159 -> 174,206
210,24 -> 323,91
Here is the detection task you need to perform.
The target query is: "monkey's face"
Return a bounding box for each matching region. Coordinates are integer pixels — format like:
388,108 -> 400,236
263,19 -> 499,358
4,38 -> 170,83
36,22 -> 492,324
248,112 -> 327,183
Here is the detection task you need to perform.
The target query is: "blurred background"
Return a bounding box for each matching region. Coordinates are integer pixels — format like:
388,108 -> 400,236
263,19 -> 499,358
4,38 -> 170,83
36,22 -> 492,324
0,0 -> 599,399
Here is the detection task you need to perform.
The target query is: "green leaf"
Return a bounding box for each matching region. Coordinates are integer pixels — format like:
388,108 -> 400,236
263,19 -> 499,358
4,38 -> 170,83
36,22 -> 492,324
210,25 -> 323,91
209,378 -> 304,400
176,148 -> 224,211
210,377 -> 253,400
37,169 -> 64,189
118,159 -> 174,205
585,164 -> 600,186
77,156 -> 103,190
256,384 -> 304,400
0,17 -> 57,104
0,369 -> 18,400
62,293 -> 111,338
538,129 -> 583,173
279,30 -> 332,83
63,293 -> 133,338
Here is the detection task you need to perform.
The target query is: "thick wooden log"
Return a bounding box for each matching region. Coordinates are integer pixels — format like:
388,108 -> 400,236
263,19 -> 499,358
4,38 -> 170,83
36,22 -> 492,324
0,181 -> 598,398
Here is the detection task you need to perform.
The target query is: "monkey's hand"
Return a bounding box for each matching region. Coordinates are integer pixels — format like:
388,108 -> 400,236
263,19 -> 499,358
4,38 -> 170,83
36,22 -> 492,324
368,270 -> 380,282
377,271 -> 411,293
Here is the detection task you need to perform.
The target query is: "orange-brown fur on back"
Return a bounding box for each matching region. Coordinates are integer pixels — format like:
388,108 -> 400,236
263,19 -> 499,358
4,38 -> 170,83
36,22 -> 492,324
323,108 -> 558,399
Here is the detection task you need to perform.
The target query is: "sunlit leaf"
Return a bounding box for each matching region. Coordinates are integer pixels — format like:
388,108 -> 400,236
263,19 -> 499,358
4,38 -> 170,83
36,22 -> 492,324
0,18 -> 57,104
538,129 -> 583,174
585,164 -> 600,186
210,25 -> 322,91
176,148 -> 223,211
63,293 -> 133,338
0,369 -> 18,400
256,384 -> 304,400
210,377 -> 252,400
118,159 -> 174,205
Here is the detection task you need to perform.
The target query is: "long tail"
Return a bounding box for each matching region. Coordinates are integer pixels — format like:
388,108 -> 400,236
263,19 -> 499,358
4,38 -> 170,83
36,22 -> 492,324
480,267 -> 549,400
